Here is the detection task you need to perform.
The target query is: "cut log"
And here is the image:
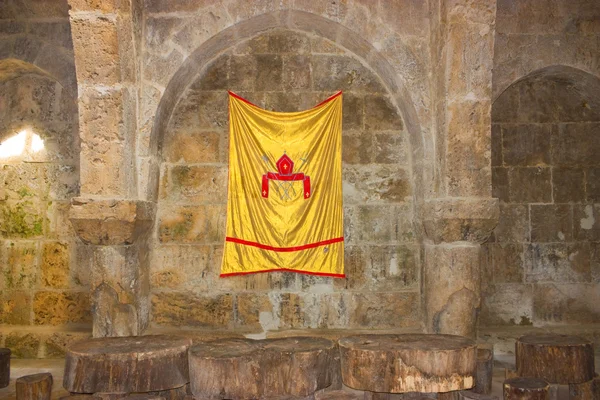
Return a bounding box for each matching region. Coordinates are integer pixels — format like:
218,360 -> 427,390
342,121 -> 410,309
133,384 -> 189,400
339,334 -> 477,393
503,377 -> 549,400
516,334 -> 594,384
315,390 -> 363,400
16,373 -> 53,400
547,384 -> 569,400
437,393 -> 459,400
458,391 -> 499,399
122,395 -> 166,400
93,394 -> 127,400
189,337 -> 335,400
0,348 -> 10,389
569,375 -> 600,400
473,348 -> 493,395
64,335 -> 192,394
59,396 -> 103,400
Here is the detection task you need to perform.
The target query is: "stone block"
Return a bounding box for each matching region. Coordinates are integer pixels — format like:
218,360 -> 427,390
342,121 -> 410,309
312,55 -> 385,93
150,245 -> 211,291
0,291 -> 32,325
379,0 -> 429,35
342,165 -> 411,203
447,0 -> 497,25
508,167 -> 552,203
364,95 -> 403,131
29,21 -> 73,49
227,55 -> 257,92
491,167 -> 509,202
41,241 -> 70,289
592,243 -> 600,283
502,124 -> 551,166
192,54 -> 229,91
341,93 -> 364,130
151,292 -> 233,328
333,246 -> 367,290
533,283 -> 600,324
573,204 -> 600,241
354,205 -> 398,243
70,199 -> 155,245
33,291 -> 91,325
157,204 -> 225,243
310,36 -> 344,54
171,90 -> 228,131
525,243 -> 591,283
143,48 -> 184,88
235,292 -> 273,330
367,245 -> 418,291
372,132 -> 408,165
45,164 -> 79,201
5,332 -> 40,358
255,54 -> 283,91
489,243 -> 524,283
283,55 -> 311,90
552,123 -> 600,167
144,0 -> 211,13
70,17 -> 119,84
237,29 -> 311,55
491,124 -> 502,167
553,168 -> 585,203
342,133 -> 373,164
587,168 -> 600,202
530,204 -> 573,242
163,165 -> 228,204
480,284 -> 534,326
492,84 -> 519,123
164,131 -> 221,163
348,292 -> 420,329
0,20 -> 26,36
492,204 -> 529,243
0,241 -> 39,289
0,201 -> 46,239
44,331 -> 92,358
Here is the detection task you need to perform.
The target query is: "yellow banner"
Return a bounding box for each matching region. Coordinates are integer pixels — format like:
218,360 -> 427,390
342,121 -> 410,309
221,92 -> 344,277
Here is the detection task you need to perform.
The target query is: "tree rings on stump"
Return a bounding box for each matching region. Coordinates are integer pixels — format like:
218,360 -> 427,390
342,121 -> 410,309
503,377 -> 549,400
0,348 -> 10,389
189,337 -> 335,399
16,373 -> 53,400
339,334 -> 477,393
516,334 -> 594,384
64,335 -> 192,393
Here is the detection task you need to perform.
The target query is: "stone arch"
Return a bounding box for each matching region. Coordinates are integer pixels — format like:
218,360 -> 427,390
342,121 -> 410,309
0,36 -> 77,95
149,10 -> 424,205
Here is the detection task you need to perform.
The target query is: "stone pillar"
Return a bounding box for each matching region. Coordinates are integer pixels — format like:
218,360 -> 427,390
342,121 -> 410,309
68,0 -> 149,336
425,0 -> 498,337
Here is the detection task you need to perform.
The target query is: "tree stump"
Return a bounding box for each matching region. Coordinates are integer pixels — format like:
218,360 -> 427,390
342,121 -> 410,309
64,335 -> 192,393
569,374 -> 600,400
16,373 -> 53,400
339,334 -> 477,393
458,391 -> 498,399
473,348 -> 493,395
189,337 -> 335,400
122,395 -> 166,400
503,378 -> 549,400
0,348 -> 10,389
315,390 -> 363,400
516,335 -> 594,384
59,396 -> 103,400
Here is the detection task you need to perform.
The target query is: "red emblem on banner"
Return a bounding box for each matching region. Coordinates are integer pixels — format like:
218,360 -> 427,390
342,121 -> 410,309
262,154 -> 311,200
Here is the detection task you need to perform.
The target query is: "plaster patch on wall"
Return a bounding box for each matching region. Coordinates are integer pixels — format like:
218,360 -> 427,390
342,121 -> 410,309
580,205 -> 594,230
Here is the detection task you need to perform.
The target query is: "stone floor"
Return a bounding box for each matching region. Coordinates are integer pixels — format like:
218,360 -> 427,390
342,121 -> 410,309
0,355 -> 597,399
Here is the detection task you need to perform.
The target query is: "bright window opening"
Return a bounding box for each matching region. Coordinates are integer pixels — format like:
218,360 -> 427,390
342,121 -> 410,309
0,129 -> 45,159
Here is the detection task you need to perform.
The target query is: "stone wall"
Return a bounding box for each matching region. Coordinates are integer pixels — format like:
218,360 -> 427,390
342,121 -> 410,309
481,67 -> 600,327
151,29 -> 420,335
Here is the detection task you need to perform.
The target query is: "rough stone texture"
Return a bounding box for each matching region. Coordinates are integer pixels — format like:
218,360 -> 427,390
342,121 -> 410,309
483,62 -> 600,328
153,28 -> 421,333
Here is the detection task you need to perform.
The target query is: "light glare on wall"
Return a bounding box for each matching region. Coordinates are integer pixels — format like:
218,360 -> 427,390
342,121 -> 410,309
0,129 -> 45,159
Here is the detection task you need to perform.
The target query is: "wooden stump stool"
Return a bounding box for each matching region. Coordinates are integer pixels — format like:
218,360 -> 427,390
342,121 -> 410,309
64,335 -> 192,394
0,348 -> 10,389
189,337 -> 335,400
16,373 -> 53,400
339,334 -> 477,393
516,334 -> 594,384
315,390 -> 363,400
59,396 -> 102,400
503,378 -> 549,400
473,348 -> 493,395
457,391 -> 498,399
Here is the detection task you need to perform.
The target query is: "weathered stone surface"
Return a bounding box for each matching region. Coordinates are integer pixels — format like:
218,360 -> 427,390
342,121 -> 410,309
553,168 -> 585,203
480,284 -> 533,326
533,284 -> 600,324
507,167 -> 552,203
157,205 -> 225,243
162,165 -> 228,204
151,292 -> 233,328
501,124 -> 551,166
0,291 -> 32,324
41,241 -> 70,289
164,132 -> 221,163
33,291 -> 91,325
45,332 -> 92,358
0,241 -> 39,289
573,204 -> 600,241
530,205 -> 572,242
367,245 -> 418,291
489,243 -> 524,283
348,292 -> 420,329
525,243 -> 590,283
70,198 -> 155,245
5,332 -> 40,358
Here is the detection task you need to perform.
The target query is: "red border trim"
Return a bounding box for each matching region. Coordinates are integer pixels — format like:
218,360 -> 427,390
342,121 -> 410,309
226,236 -> 343,252
221,268 -> 345,278
228,90 -> 342,110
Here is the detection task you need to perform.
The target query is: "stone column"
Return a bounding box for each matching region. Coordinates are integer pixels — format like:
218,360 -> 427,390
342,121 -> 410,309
425,0 -> 498,337
68,0 -> 150,336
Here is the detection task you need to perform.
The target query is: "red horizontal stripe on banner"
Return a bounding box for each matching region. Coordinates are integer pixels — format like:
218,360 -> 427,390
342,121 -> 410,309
220,268 -> 345,278
225,236 -> 344,252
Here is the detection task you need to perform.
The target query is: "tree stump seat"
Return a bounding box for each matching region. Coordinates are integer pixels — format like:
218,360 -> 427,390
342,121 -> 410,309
16,373 -> 53,400
63,335 -> 192,394
503,377 -> 549,400
188,337 -> 336,400
339,334 -> 477,393
458,391 -> 499,399
473,348 -> 493,395
0,348 -> 10,389
516,334 -> 594,384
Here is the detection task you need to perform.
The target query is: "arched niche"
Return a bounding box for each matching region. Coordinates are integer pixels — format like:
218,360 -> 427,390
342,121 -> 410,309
481,65 -> 600,327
